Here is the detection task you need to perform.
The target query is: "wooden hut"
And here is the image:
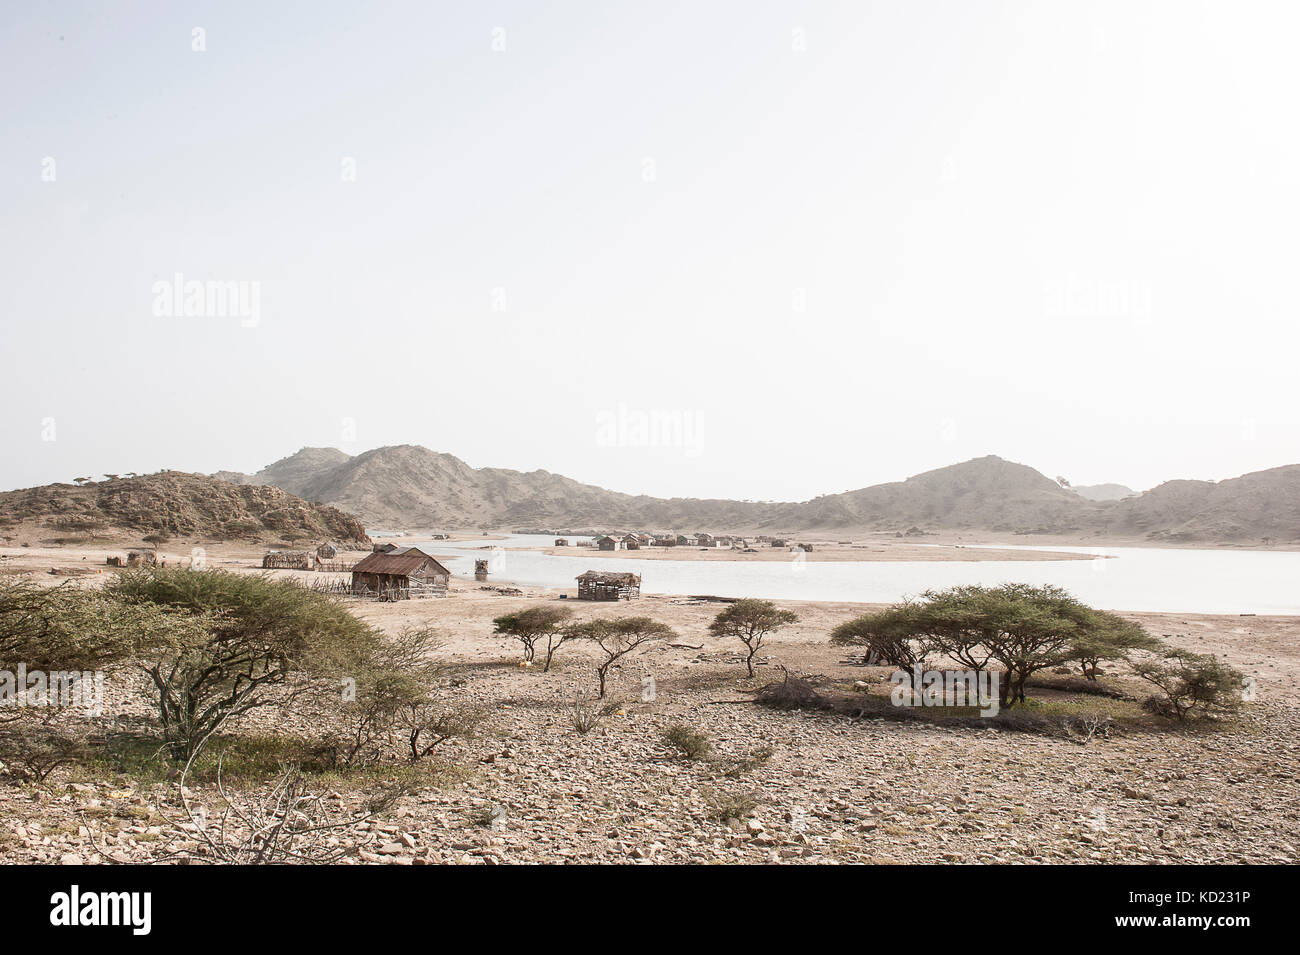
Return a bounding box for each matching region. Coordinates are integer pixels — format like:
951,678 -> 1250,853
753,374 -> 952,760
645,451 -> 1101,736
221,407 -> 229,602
474,559 -> 489,581
576,570 -> 641,601
126,549 -> 157,568
622,535 -> 641,550
594,535 -> 622,551
316,542 -> 344,560
554,538 -> 569,546
350,550 -> 451,600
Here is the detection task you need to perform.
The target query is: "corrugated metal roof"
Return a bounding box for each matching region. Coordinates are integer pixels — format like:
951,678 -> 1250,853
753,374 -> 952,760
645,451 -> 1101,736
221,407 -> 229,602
351,552 -> 451,577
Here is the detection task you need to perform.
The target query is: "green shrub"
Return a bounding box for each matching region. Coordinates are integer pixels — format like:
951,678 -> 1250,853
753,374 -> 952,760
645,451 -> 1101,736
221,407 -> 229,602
704,789 -> 759,823
1133,650 -> 1245,721
107,567 -> 380,759
662,723 -> 711,760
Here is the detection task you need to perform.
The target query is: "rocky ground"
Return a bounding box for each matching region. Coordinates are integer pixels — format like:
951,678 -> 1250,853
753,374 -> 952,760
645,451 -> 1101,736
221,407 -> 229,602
2,545 -> 1298,865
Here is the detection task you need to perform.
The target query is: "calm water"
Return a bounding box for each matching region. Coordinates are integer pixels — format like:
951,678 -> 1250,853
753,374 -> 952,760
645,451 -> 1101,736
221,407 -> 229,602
392,534 -> 1300,615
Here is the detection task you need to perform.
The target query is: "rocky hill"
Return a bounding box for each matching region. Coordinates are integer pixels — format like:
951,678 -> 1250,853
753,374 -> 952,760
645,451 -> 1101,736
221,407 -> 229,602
1108,465 -> 1300,543
214,446 -> 1298,544
0,472 -> 370,545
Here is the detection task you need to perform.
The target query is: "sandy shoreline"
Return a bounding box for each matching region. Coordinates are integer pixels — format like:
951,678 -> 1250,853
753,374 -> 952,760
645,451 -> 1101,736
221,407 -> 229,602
5,540 -> 1294,697
516,541 -> 1099,562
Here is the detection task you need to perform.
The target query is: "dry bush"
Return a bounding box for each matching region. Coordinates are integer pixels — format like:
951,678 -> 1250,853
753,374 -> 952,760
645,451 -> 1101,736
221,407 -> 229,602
567,695 -> 620,734
704,788 -> 759,823
136,756 -> 419,865
0,722 -> 87,784
754,670 -> 825,710
715,744 -> 773,778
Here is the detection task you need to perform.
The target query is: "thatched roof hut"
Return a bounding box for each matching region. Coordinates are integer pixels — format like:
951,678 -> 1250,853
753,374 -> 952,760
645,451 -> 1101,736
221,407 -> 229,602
262,551 -> 311,570
575,570 -> 641,601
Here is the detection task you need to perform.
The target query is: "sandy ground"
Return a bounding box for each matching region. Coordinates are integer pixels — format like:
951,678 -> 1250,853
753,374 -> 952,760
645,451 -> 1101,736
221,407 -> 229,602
4,538 -> 1294,695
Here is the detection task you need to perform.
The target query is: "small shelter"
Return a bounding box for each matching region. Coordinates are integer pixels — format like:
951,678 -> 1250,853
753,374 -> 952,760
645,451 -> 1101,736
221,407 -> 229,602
594,535 -> 623,551
622,535 -> 641,551
262,551 -> 311,570
372,542 -> 399,554
316,542 -> 345,560
350,550 -> 451,600
126,549 -> 157,568
576,570 -> 641,601
554,538 -> 569,546
474,559 -> 489,581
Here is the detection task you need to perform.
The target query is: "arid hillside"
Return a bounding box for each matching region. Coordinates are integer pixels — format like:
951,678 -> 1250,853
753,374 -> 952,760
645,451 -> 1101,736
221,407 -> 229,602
0,471 -> 370,545
216,446 -> 1297,544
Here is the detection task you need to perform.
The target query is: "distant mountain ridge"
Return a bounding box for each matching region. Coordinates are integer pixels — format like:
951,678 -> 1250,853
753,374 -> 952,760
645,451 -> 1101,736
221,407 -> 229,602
216,446 -> 1300,544
1072,483 -> 1135,502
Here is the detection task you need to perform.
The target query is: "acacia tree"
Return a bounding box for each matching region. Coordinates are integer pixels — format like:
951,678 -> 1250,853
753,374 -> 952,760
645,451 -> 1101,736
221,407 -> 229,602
708,599 -> 798,677
957,584 -> 1084,707
831,584 -> 1162,709
830,603 -> 929,668
492,606 -> 574,670
0,579 -> 141,682
1068,609 -> 1161,680
108,567 -> 378,758
569,616 -> 674,697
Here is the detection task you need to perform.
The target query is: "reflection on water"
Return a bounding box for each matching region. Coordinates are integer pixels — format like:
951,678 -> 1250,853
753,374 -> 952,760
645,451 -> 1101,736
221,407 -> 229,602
388,534 -> 1300,615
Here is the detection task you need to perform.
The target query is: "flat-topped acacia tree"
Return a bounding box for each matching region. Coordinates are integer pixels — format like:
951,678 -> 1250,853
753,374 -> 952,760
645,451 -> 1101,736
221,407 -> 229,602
492,606 -> 574,671
568,616 -> 675,697
829,583 -> 1176,708
708,599 -> 799,678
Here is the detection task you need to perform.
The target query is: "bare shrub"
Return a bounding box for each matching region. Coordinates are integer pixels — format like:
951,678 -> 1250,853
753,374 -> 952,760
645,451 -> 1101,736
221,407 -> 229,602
0,723 -> 87,783
328,628 -> 484,767
170,756 -> 416,864
567,695 -> 620,734
754,670 -> 825,710
716,744 -> 773,778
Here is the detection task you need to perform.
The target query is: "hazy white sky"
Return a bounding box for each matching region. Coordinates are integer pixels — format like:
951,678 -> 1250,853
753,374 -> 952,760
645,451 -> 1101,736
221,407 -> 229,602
3,1 -> 1298,501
